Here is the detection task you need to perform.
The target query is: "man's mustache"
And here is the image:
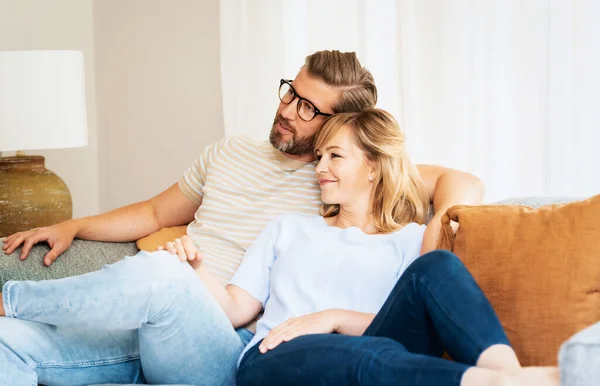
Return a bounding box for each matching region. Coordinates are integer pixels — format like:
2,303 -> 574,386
275,115 -> 296,134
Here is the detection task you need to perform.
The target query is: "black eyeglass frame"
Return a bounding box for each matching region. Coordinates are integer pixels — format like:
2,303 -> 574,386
278,79 -> 333,122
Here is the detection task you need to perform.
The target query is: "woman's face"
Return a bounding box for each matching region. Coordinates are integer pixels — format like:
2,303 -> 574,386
315,125 -> 374,206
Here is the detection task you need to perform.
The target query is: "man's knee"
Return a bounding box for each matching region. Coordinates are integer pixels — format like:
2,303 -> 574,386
111,250 -> 197,286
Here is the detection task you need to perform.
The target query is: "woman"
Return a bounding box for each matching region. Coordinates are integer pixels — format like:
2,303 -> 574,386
164,109 -> 560,385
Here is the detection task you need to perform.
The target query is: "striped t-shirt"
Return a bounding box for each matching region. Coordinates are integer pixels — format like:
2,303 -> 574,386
178,135 -> 322,285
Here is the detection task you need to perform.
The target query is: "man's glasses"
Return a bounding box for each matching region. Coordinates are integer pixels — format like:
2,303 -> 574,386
278,79 -> 332,122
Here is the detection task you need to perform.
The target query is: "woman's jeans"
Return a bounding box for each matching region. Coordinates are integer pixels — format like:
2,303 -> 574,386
237,250 -> 511,386
0,251 -> 254,386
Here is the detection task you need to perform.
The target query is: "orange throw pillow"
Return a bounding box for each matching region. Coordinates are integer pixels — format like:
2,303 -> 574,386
437,194 -> 600,366
136,226 -> 188,252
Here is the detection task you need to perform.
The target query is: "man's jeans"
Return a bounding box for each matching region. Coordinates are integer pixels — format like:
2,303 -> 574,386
0,251 -> 253,386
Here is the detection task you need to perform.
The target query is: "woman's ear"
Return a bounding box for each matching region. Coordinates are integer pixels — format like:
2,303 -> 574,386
368,161 -> 380,179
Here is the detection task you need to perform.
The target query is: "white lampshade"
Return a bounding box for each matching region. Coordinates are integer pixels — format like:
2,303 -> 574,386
0,50 -> 88,152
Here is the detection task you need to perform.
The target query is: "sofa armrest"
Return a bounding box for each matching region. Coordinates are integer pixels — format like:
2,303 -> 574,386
0,239 -> 139,288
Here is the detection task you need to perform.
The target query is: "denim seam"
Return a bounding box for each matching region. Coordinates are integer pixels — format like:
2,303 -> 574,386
365,277 -> 415,335
419,276 -> 489,362
3,280 -> 15,318
34,353 -> 141,369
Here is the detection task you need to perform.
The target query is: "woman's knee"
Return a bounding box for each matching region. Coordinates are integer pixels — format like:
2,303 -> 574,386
407,250 -> 465,279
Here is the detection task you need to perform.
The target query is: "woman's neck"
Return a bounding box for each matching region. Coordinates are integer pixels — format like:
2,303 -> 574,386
329,207 -> 378,235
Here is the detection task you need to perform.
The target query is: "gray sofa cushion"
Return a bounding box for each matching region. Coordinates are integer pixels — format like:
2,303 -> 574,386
494,197 -> 581,208
559,322 -> 600,386
0,239 -> 139,288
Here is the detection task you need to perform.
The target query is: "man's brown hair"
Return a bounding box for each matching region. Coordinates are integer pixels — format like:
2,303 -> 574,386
305,50 -> 377,113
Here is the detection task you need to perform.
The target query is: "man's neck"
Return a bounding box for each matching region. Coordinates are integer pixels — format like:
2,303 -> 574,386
282,152 -> 316,163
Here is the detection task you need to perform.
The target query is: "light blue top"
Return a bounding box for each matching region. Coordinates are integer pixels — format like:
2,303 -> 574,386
228,213 -> 426,365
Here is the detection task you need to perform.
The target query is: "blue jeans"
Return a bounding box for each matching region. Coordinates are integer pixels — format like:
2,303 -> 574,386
237,250 -> 510,386
0,251 -> 253,386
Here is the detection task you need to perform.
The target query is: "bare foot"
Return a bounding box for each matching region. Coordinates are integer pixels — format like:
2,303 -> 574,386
477,344 -> 521,370
497,367 -> 560,386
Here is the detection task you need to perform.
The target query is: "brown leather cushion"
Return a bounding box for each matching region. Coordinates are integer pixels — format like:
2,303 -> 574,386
438,194 -> 600,366
136,226 -> 188,252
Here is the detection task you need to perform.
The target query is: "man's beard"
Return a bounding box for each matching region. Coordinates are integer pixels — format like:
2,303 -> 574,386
269,116 -> 316,157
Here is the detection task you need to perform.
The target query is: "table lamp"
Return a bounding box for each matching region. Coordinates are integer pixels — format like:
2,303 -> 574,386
0,50 -> 88,237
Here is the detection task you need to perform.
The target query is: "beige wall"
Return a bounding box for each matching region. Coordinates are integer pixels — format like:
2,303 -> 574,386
94,0 -> 224,212
1,0 -> 224,219
0,0 -> 100,218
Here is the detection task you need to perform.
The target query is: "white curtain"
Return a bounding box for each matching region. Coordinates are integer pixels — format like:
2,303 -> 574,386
219,0 -> 600,202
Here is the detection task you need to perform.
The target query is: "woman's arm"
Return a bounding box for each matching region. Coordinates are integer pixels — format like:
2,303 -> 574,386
330,309 -> 376,336
196,267 -> 263,328
259,309 -> 376,353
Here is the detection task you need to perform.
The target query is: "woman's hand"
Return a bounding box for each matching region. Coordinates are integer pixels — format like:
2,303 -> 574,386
158,235 -> 203,269
258,310 -> 338,354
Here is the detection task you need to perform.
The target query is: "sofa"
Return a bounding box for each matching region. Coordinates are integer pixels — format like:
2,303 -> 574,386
1,196 -> 599,386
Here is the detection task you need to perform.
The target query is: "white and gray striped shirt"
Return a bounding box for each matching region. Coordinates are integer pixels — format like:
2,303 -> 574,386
178,135 -> 322,285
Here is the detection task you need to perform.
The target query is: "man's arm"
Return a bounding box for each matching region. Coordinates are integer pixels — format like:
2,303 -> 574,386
416,164 -> 484,253
76,183 -> 199,241
2,183 -> 199,264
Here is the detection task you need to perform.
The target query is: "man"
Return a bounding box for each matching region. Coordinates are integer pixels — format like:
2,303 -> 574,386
1,50 -> 483,385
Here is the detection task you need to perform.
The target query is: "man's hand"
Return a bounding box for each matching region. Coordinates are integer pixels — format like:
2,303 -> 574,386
1,221 -> 79,266
258,311 -> 337,354
158,235 -> 203,269
420,213 -> 458,255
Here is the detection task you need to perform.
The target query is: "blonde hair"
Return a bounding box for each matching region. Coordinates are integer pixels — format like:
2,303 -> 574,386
314,109 -> 430,232
304,50 -> 377,113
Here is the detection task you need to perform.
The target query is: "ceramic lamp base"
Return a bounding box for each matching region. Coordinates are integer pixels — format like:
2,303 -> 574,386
0,156 -> 72,237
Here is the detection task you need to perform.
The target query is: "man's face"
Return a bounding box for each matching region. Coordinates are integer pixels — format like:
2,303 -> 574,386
269,68 -> 339,159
